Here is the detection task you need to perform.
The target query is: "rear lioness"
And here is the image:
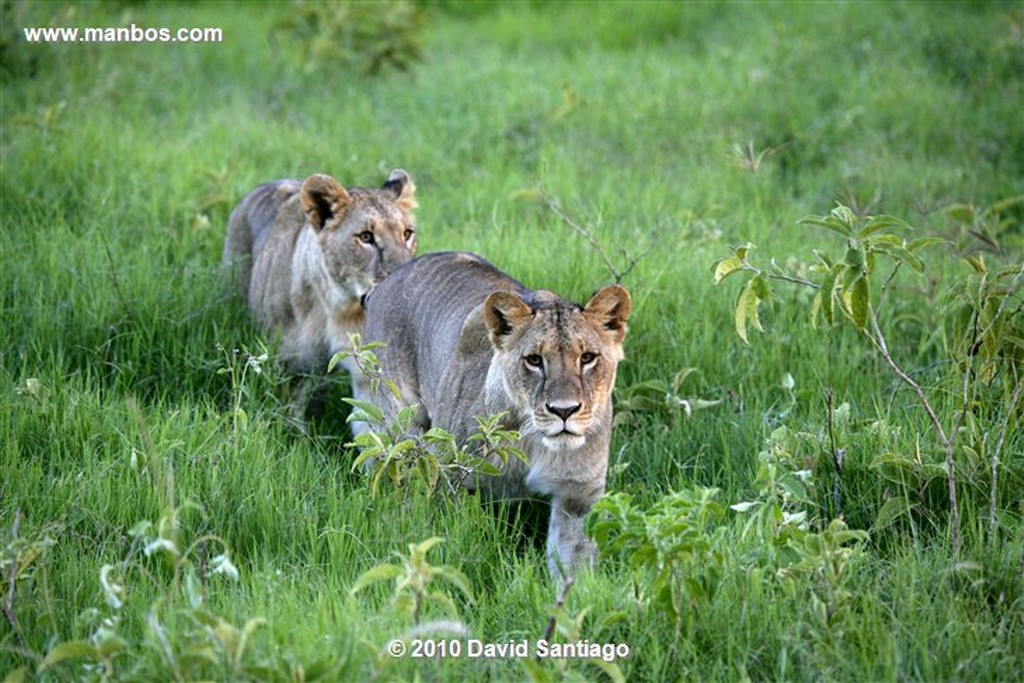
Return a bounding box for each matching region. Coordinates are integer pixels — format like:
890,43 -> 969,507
361,252 -> 632,579
223,170 -> 417,386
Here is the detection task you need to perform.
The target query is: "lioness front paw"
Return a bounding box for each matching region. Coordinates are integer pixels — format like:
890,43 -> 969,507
547,536 -> 598,580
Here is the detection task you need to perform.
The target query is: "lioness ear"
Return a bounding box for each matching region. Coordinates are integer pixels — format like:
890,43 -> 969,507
300,174 -> 351,230
483,291 -> 533,350
381,168 -> 417,213
584,285 -> 632,344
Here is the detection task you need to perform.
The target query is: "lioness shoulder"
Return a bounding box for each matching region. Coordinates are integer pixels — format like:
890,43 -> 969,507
223,169 -> 417,374
361,252 -> 632,579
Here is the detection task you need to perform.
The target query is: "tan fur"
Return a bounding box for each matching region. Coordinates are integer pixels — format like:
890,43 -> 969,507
222,170 -> 417,385
361,252 -> 632,579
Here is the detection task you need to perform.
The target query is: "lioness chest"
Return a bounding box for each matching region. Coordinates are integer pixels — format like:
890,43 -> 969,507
360,251 -> 632,579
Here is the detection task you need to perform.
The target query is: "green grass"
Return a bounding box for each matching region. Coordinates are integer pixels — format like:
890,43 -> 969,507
3,1 -> 1023,680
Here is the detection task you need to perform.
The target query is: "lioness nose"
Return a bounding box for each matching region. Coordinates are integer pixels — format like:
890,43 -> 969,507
546,403 -> 581,421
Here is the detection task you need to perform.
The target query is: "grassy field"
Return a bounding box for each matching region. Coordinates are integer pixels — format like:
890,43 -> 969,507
3,1 -> 1023,680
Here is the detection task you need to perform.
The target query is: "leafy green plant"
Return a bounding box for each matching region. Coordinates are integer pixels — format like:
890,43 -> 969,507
350,537 -> 474,627
271,1 -> 425,76
591,487 -> 727,651
30,503 -> 255,680
215,343 -> 271,443
333,337 -> 526,498
521,577 -> 626,683
713,201 -> 1024,556
615,367 -> 721,427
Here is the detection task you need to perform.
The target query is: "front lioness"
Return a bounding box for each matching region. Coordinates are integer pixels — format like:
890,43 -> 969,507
362,252 -> 632,579
223,170 -> 417,382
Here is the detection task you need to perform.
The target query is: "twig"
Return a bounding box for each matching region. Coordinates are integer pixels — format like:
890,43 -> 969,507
198,539 -> 209,596
536,186 -> 649,284
538,575 -> 574,659
863,310 -> 960,557
4,508 -> 23,647
766,272 -> 819,289
969,262 -> 1024,357
948,262 -> 1024,543
99,231 -> 128,312
824,390 -> 844,518
990,378 -> 1024,540
874,262 -> 903,316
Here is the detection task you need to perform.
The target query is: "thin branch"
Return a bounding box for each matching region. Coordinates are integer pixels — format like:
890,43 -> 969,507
864,310 -> 960,556
874,261 -> 903,316
824,389 -> 844,518
990,377 -> 1024,539
99,231 -> 128,312
4,508 -> 23,647
952,306 -> 981,474
865,312 -> 950,446
538,575 -> 574,659
765,272 -> 819,289
537,186 -> 649,284
969,262 -> 1024,357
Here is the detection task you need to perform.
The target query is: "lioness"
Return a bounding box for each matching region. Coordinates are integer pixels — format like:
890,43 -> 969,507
361,252 -> 632,579
223,170 -> 417,386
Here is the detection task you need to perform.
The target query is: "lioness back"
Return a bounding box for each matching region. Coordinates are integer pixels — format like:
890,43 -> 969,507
362,251 -> 632,580
223,170 -> 417,373
363,252 -> 529,427
222,179 -> 303,301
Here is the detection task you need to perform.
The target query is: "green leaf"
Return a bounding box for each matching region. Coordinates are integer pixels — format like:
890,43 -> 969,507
39,641 -> 99,670
236,617 -> 267,667
859,215 -> 912,237
592,660 -> 627,683
350,444 -> 383,472
810,291 -> 823,328
849,274 -> 870,331
470,461 -> 502,477
872,496 -> 912,533
963,255 -> 987,274
427,589 -> 460,619
342,398 -> 384,425
412,536 -> 445,556
812,249 -> 835,268
326,350 -> 348,373
751,274 -> 771,300
435,565 -> 476,603
844,242 -> 866,270
350,563 -> 403,594
3,667 -> 30,683
830,204 -> 858,226
907,236 -> 946,252
734,279 -> 759,343
981,194 -> 1024,219
945,203 -> 977,225
712,256 -> 745,284
799,215 -> 852,238
870,233 -> 904,247
820,268 -> 839,327
520,659 -> 554,683
873,242 -> 924,273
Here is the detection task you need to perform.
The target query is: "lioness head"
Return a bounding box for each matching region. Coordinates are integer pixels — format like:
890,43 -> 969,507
483,285 -> 632,451
299,169 -> 417,299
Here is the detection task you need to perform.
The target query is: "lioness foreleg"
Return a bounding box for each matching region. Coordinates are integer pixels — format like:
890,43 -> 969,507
546,497 -> 598,580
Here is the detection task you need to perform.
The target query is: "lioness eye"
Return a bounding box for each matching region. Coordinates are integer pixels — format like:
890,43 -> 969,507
524,354 -> 543,369
404,228 -> 415,241
358,231 -> 375,244
581,352 -> 597,365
